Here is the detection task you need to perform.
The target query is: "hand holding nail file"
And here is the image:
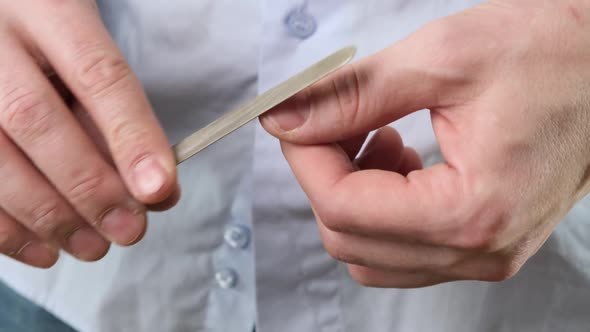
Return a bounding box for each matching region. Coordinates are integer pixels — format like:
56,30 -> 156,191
173,46 -> 357,164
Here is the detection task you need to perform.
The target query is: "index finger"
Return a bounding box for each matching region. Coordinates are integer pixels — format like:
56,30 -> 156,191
19,1 -> 177,204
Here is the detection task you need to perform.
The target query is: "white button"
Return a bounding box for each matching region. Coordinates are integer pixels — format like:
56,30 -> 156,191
215,268 -> 238,289
284,8 -> 317,39
224,225 -> 250,249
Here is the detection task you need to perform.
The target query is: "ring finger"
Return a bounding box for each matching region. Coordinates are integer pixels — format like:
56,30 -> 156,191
0,129 -> 109,261
0,208 -> 58,268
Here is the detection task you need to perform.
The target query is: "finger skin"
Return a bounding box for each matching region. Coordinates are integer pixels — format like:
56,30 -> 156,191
0,34 -> 146,246
71,101 -> 182,211
339,133 -> 369,161
18,0 -> 177,204
310,138 -> 464,275
322,221 -> 506,283
281,140 -> 464,245
317,221 -> 464,273
355,127 -> 404,172
347,265 -> 452,289
0,128 -> 109,260
147,183 -> 182,212
0,209 -> 58,268
260,45 -> 446,144
353,127 -> 423,175
71,101 -> 182,210
270,1 -> 590,287
397,147 -> 422,176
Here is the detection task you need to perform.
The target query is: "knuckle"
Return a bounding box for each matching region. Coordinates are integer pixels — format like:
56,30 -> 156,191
0,86 -> 52,142
482,258 -> 522,282
455,219 -> 501,252
428,251 -> 465,271
29,200 -> 69,236
322,234 -> 355,264
458,224 -> 495,252
455,200 -> 510,252
107,119 -> 152,155
329,66 -> 362,135
444,178 -> 509,252
73,43 -> 131,97
66,167 -> 108,204
351,275 -> 373,287
315,202 -> 348,233
348,267 -> 379,287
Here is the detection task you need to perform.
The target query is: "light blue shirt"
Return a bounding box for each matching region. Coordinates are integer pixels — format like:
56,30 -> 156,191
1,1 -> 589,331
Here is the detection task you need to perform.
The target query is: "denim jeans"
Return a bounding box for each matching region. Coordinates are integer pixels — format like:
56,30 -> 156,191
0,280 -> 260,332
0,281 -> 77,332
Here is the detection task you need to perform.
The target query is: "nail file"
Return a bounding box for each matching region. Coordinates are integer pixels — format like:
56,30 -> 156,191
173,46 -> 357,165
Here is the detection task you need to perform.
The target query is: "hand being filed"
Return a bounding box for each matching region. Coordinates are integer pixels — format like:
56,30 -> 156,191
261,0 -> 590,287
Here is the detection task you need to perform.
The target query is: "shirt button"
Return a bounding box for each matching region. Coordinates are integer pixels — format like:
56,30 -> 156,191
215,268 -> 239,289
224,225 -> 251,249
284,8 -> 317,39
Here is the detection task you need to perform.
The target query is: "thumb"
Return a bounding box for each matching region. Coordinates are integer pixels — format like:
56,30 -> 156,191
260,43 -> 443,144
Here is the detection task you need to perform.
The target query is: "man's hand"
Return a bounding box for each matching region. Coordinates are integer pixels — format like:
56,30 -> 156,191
0,1 -> 178,267
261,0 -> 590,287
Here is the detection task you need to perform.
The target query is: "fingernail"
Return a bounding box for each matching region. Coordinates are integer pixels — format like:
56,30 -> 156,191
17,241 -> 58,268
133,156 -> 167,197
101,207 -> 145,245
66,227 -> 109,261
266,96 -> 310,132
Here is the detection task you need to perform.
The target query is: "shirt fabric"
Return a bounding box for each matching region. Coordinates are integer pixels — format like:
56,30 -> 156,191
1,1 -> 589,331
